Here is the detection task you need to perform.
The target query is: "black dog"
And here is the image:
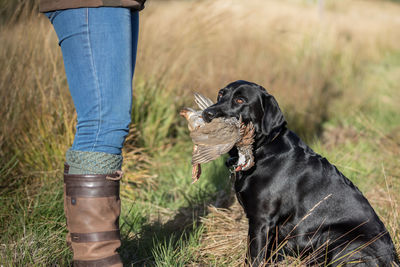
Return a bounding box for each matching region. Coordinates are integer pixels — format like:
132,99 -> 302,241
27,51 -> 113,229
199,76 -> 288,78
203,80 -> 399,266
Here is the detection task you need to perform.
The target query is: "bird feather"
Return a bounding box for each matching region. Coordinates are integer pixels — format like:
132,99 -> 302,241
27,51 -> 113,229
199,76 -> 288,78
194,93 -> 214,110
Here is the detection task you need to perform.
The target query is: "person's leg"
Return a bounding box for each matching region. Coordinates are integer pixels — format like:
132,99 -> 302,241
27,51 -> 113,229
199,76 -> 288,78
66,8 -> 140,175
46,7 -> 139,265
48,7 -> 137,155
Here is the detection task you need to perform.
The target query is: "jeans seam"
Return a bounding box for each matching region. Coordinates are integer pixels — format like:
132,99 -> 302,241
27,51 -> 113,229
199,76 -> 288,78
85,8 -> 102,152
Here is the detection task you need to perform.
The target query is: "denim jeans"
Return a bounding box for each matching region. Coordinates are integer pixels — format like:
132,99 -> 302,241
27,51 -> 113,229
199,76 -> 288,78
45,7 -> 139,155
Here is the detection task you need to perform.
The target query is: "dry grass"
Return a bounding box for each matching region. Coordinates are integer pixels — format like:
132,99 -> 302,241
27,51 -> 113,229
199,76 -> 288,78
198,201 -> 248,266
0,17 -> 72,175
138,0 -> 400,137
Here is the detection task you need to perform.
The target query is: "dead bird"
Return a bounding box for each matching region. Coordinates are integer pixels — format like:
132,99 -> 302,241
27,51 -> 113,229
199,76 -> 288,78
180,93 -> 255,182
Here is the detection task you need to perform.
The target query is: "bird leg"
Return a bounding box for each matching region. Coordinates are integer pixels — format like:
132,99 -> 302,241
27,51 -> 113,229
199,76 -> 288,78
191,144 -> 202,183
192,163 -> 201,183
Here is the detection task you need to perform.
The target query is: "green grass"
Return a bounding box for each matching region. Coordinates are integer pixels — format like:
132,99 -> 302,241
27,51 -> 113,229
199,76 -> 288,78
0,174 -> 70,266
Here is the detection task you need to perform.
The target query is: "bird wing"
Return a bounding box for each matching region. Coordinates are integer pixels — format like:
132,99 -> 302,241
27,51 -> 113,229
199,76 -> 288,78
192,142 -> 235,164
194,93 -> 214,110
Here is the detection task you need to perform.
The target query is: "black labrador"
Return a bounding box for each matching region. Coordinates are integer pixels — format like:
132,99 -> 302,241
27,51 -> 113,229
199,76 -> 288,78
203,80 -> 399,266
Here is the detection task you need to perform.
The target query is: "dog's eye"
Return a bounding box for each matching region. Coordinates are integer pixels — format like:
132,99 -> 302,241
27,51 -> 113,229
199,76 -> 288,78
235,98 -> 244,104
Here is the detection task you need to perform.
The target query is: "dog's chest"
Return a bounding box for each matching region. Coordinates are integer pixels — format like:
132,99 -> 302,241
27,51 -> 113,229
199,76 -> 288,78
233,171 -> 264,210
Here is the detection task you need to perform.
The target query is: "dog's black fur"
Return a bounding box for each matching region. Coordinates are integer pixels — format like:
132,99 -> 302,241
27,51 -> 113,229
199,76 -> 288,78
203,80 -> 399,266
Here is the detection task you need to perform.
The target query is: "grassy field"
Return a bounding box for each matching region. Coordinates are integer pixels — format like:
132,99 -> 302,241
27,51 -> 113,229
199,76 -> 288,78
0,0 -> 399,265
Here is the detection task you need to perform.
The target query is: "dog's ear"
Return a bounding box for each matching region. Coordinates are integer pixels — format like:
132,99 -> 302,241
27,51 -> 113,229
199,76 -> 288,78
261,93 -> 286,139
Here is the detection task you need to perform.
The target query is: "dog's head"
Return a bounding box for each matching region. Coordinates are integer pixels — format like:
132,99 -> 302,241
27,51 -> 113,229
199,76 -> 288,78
203,80 -> 286,142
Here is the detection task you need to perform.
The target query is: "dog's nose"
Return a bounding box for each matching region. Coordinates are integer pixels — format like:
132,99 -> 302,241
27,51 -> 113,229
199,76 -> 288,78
202,109 -> 216,123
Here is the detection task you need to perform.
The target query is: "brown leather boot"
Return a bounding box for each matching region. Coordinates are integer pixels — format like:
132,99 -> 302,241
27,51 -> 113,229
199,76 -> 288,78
64,164 -> 123,267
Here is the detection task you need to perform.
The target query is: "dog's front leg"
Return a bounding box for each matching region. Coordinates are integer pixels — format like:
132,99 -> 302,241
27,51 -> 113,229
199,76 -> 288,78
247,221 -> 279,266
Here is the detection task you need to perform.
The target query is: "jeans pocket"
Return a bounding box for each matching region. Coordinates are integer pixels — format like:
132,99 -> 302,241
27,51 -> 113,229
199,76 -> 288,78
44,10 -> 63,23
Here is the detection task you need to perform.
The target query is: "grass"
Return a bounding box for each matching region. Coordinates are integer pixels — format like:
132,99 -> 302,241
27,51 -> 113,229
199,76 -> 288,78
0,0 -> 399,266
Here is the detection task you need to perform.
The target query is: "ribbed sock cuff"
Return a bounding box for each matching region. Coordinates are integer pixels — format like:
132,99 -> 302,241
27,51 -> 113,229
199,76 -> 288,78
65,150 -> 123,174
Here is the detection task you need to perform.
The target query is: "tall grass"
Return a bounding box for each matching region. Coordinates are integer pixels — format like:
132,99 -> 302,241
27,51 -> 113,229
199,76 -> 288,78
0,0 -> 37,24
136,0 -> 400,139
0,0 -> 399,265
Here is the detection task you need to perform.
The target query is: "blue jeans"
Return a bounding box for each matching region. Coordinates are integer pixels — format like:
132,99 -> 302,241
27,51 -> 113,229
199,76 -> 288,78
46,7 -> 139,155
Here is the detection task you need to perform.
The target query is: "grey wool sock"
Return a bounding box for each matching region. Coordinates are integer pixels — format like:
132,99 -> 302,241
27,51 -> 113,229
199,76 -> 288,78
65,150 -> 123,174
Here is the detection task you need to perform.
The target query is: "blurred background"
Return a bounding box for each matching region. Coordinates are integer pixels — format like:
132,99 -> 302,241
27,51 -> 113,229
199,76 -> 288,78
0,0 -> 399,265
